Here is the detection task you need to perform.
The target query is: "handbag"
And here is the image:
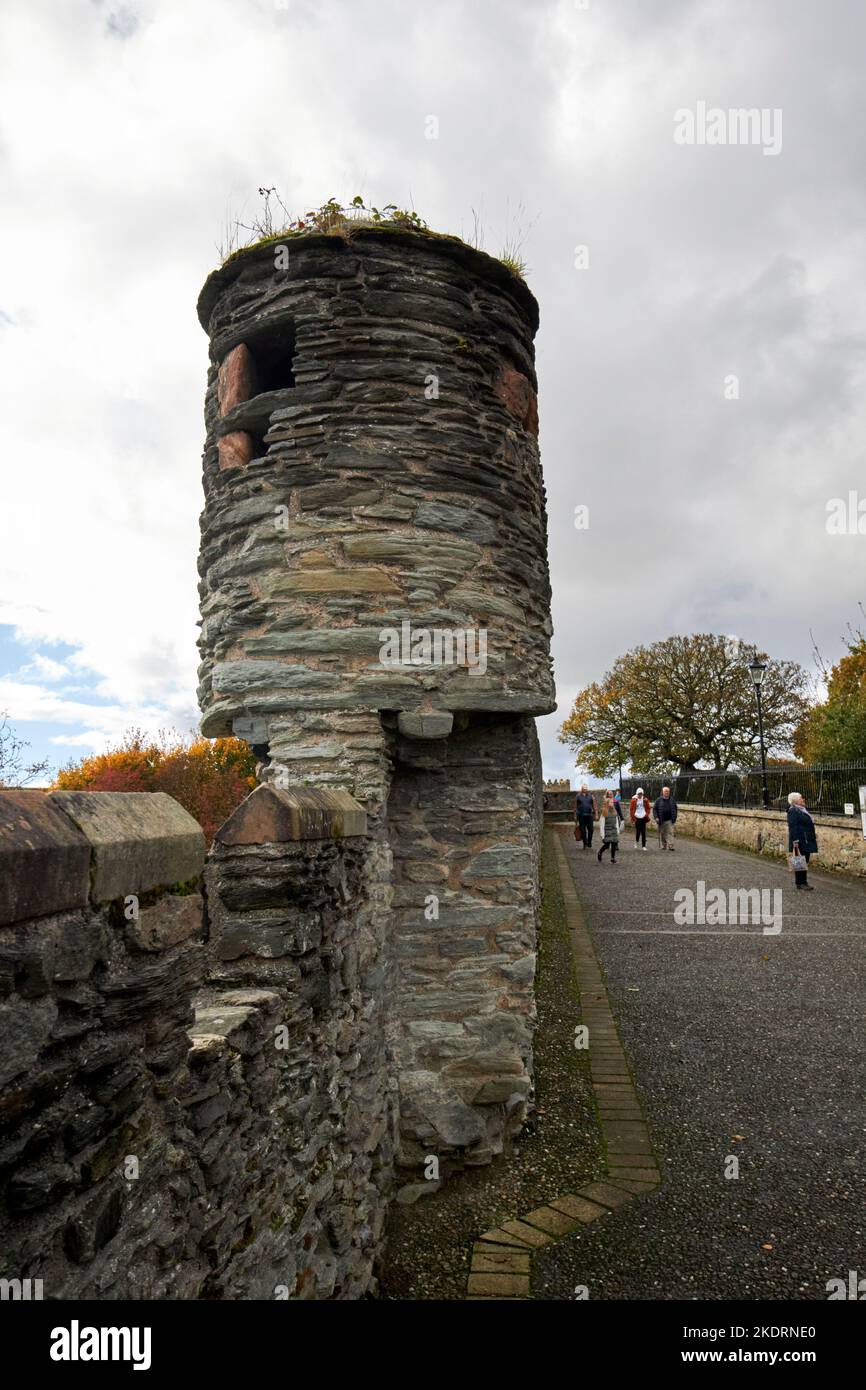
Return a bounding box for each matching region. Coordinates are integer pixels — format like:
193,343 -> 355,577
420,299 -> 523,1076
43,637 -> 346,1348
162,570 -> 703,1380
789,851 -> 807,872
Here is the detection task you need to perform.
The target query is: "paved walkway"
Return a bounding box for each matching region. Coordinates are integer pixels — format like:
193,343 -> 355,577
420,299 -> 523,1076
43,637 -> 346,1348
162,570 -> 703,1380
534,824 -> 866,1300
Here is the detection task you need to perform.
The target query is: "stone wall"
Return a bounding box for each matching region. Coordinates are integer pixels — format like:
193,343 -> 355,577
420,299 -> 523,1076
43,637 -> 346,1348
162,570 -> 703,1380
389,714 -> 541,1170
542,788 -> 576,821
193,224 -> 556,1175
675,803 -> 866,877
0,786 -> 392,1300
209,707 -> 544,1172
202,784 -> 395,1298
2,224 -> 558,1300
195,225 -> 555,742
0,790 -> 207,1298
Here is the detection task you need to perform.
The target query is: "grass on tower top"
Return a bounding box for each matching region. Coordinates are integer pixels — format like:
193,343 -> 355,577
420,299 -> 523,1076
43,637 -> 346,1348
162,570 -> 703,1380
217,191 -> 530,281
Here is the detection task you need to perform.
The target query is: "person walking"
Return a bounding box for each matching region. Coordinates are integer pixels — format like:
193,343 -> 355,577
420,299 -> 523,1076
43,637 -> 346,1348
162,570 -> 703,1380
630,787 -> 650,850
574,784 -> 597,850
787,791 -> 817,891
596,792 -> 620,864
653,785 -> 678,850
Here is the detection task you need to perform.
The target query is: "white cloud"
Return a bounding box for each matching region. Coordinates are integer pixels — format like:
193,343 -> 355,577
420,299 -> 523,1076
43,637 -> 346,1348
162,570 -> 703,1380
22,654 -> 70,682
1,0 -> 864,776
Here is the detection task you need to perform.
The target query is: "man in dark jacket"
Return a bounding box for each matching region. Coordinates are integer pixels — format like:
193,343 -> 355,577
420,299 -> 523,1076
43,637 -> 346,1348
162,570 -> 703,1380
575,785 -> 597,849
787,792 -> 817,890
653,786 -> 678,850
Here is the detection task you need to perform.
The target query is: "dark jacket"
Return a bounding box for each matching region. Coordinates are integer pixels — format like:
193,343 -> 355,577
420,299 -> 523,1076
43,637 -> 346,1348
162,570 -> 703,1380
575,792 -> 596,819
787,804 -> 818,855
653,794 -> 678,823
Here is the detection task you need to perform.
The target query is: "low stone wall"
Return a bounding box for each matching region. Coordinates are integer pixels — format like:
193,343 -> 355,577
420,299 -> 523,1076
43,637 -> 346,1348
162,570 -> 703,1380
2,769 -> 551,1298
542,788 -> 574,822
0,790 -> 208,1299
675,803 -> 866,878
203,784 -> 395,1299
0,786 -> 391,1301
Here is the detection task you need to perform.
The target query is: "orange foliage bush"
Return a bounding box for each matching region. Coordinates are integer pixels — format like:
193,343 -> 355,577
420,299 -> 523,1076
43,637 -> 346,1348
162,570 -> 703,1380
53,730 -> 257,842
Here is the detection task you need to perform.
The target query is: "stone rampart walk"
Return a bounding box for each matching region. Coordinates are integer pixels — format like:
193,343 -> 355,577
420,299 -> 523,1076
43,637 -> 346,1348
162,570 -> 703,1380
466,823 -> 866,1298
526,824 -> 866,1299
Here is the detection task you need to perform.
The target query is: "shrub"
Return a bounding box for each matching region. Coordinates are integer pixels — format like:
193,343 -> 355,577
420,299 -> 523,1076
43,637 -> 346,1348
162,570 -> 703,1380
53,730 -> 257,842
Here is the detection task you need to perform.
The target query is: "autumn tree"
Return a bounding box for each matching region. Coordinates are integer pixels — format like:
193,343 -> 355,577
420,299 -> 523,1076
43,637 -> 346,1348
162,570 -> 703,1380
793,635 -> 866,762
0,711 -> 50,787
53,730 -> 256,841
558,634 -> 809,777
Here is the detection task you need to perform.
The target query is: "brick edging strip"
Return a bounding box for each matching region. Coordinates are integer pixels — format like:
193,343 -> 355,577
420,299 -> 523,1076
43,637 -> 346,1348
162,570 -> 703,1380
464,826 -> 661,1299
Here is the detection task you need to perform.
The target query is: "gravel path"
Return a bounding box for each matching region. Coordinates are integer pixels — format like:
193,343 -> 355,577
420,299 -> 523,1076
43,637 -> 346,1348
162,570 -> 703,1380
534,825 -> 866,1300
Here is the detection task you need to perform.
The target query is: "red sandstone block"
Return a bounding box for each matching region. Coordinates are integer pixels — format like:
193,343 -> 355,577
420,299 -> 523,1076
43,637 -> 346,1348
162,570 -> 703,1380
217,430 -> 254,470
217,343 -> 257,415
215,784 -> 366,845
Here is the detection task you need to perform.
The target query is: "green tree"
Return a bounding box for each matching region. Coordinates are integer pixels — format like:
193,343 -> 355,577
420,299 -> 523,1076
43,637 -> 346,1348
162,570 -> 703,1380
793,636 -> 866,761
558,634 -> 809,777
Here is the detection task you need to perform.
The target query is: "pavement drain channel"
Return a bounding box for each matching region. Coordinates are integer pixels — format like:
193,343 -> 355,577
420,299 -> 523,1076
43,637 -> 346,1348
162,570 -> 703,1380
465,829 -> 661,1299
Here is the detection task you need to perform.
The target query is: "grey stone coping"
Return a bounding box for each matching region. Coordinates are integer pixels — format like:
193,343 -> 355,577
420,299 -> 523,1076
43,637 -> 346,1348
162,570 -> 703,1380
677,803 -> 861,830
214,784 -> 367,845
48,791 -> 206,904
0,790 -> 91,926
0,790 -> 206,923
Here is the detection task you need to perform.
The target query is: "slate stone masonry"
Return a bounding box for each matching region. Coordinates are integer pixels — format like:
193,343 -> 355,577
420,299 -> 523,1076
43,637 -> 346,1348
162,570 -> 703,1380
0,791 -> 210,1297
0,226 -> 557,1303
0,786 -> 392,1300
195,225 -> 555,1178
389,714 -> 543,1168
195,226 -> 555,734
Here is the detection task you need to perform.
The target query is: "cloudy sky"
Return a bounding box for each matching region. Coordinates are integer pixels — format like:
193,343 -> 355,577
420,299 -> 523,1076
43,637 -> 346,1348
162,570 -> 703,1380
1,0 -> 864,785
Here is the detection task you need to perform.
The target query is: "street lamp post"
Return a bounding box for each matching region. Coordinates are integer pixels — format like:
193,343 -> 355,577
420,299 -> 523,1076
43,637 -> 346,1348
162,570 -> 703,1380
748,658 -> 770,810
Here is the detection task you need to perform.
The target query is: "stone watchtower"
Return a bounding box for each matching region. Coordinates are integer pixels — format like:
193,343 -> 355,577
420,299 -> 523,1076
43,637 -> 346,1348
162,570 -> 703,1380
196,221 -> 555,1168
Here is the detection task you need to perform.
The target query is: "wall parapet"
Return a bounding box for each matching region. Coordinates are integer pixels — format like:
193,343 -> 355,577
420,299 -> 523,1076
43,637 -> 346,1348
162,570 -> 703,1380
675,802 -> 866,878
0,785 -> 391,1299
0,790 -> 205,927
